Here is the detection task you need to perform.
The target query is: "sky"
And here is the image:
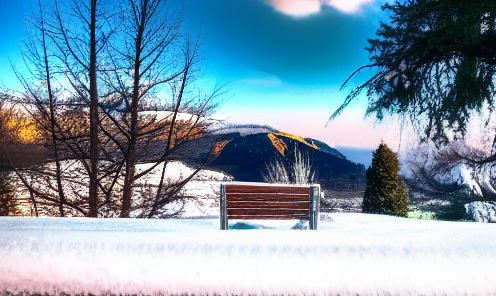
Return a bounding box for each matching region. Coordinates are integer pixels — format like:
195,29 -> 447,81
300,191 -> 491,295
0,0 -> 405,150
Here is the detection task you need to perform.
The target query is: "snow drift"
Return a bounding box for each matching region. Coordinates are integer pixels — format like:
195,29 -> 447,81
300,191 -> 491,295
1,214 -> 495,296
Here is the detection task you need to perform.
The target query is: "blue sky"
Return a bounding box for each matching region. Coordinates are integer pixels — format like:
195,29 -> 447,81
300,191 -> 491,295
0,0 -> 403,150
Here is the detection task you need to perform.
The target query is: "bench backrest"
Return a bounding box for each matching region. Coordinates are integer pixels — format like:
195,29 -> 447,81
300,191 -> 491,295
220,182 -> 320,230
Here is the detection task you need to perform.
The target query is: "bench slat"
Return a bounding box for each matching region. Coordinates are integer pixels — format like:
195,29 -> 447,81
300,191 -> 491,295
228,215 -> 310,220
227,201 -> 310,209
226,185 -> 309,194
226,192 -> 309,197
227,208 -> 309,216
225,194 -> 310,201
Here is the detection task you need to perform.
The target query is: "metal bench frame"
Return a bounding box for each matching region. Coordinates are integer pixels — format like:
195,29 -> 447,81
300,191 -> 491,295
220,182 -> 321,230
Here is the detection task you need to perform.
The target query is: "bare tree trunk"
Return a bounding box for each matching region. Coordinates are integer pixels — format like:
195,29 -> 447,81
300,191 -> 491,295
148,67 -> 189,218
119,0 -> 149,218
88,0 -> 99,217
29,190 -> 38,217
39,0 -> 66,217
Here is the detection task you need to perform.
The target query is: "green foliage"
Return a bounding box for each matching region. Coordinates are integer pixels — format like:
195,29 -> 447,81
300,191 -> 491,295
333,0 -> 496,144
408,210 -> 435,220
432,187 -> 478,221
363,142 -> 409,217
436,201 -> 472,221
0,171 -> 18,216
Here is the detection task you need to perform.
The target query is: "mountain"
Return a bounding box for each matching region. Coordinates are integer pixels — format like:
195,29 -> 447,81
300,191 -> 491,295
206,131 -> 365,185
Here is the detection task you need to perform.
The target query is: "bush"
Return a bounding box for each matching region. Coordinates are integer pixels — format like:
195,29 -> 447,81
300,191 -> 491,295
263,149 -> 315,185
264,157 -> 290,184
362,142 -> 409,217
408,210 -> 436,220
0,171 -> 18,216
436,201 -> 472,221
0,109 -> 40,144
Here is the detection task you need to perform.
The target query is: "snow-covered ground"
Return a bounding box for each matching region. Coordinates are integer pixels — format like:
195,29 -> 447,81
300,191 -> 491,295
1,214 -> 495,296
12,160 -> 233,217
135,161 -> 232,217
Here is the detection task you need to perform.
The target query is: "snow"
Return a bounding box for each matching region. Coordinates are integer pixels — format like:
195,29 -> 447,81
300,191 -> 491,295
139,111 -> 198,122
135,161 -> 232,218
208,123 -> 277,136
13,161 -> 232,218
1,214 -> 496,296
465,201 -> 496,223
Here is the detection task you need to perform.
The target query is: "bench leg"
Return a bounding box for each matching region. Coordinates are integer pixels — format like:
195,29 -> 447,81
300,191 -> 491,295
220,184 -> 228,230
309,185 -> 320,230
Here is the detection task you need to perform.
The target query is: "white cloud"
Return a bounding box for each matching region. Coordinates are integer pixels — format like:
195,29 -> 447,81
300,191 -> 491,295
265,0 -> 321,18
264,0 -> 374,18
325,0 -> 374,14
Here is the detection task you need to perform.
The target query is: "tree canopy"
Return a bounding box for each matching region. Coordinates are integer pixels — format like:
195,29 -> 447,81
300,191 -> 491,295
332,0 -> 496,144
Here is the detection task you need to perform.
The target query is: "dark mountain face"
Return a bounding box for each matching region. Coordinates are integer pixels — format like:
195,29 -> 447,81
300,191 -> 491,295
207,132 -> 365,184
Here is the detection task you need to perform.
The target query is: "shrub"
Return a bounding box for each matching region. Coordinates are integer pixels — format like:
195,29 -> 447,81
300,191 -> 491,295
0,171 -> 18,216
362,142 -> 409,217
408,210 -> 436,220
1,110 -> 40,144
436,201 -> 472,221
264,158 -> 290,184
264,149 -> 315,185
291,149 -> 315,185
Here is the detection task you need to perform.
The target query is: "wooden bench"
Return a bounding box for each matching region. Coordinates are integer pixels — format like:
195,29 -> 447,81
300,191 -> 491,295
219,182 -> 321,230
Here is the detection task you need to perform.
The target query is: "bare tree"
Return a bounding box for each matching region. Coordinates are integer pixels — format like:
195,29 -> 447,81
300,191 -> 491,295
101,0 -> 185,217
404,143 -> 465,197
404,139 -> 496,202
48,0 -> 120,216
90,0 -> 225,218
9,0 -> 90,217
8,0 -> 117,217
9,0 -> 225,218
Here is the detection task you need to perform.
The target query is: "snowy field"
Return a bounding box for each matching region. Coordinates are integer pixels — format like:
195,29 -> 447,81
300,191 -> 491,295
11,161 -> 232,218
1,214 -> 496,296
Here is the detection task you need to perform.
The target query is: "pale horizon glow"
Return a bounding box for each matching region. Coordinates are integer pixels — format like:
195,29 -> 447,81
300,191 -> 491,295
219,108 -> 408,150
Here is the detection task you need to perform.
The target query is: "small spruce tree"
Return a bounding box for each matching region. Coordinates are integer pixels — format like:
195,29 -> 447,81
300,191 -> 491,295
363,142 -> 409,217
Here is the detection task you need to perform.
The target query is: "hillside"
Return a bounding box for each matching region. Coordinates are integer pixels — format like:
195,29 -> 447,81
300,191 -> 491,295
206,131 -> 365,185
1,120 -> 366,192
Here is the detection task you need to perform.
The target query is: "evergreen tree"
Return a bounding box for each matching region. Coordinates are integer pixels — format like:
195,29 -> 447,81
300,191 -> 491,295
363,142 -> 409,217
332,0 -> 496,144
